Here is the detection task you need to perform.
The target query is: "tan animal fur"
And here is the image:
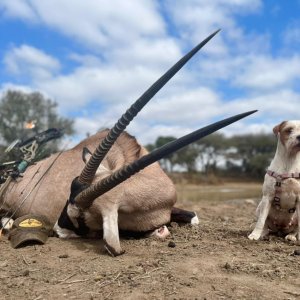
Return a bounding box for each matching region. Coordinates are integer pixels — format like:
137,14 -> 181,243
1,130 -> 176,251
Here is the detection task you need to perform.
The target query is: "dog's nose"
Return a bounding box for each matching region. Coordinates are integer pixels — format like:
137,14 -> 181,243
297,135 -> 300,142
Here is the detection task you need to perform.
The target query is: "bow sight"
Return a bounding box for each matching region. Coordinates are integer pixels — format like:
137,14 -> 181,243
0,128 -> 63,184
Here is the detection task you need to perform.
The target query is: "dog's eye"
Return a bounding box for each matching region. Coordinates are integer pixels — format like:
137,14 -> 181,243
284,128 -> 293,134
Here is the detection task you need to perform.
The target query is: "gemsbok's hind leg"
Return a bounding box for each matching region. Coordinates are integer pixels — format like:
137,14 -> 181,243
170,207 -> 199,225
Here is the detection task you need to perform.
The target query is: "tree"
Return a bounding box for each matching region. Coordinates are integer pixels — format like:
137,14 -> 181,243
227,133 -> 276,178
146,136 -> 200,172
146,136 -> 177,172
196,133 -> 227,174
0,90 -> 75,161
173,144 -> 199,173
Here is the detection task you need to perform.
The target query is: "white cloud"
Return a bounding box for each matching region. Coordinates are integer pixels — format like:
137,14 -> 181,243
220,121 -> 271,137
195,53 -> 300,91
1,36 -> 201,114
0,83 -> 36,96
132,123 -> 195,145
233,55 -> 300,90
139,87 -> 221,125
225,89 -> 300,118
0,0 -> 166,50
36,64 -> 165,109
107,38 -> 181,69
4,44 -> 60,79
0,0 -> 36,20
73,114 -> 200,146
283,22 -> 300,45
74,116 -> 103,137
163,0 -> 262,55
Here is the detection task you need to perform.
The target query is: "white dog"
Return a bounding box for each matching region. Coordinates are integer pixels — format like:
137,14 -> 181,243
248,121 -> 300,241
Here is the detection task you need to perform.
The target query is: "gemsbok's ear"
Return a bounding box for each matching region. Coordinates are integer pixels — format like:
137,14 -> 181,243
82,147 -> 92,164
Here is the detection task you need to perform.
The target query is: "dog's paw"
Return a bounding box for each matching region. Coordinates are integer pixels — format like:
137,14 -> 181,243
285,233 -> 297,242
248,231 -> 261,240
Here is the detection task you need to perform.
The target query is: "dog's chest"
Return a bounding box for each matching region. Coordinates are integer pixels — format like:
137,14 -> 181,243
272,178 -> 300,210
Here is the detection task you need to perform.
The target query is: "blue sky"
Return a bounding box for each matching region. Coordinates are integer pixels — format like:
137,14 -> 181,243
0,0 -> 300,145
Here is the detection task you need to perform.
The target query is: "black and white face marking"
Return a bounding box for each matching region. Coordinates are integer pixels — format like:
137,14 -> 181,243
54,201 -> 90,238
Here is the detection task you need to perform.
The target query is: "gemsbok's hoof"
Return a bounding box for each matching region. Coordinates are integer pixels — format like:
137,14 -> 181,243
103,239 -> 125,257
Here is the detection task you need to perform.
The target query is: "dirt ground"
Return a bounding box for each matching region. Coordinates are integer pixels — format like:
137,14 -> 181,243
1,182 -> 300,300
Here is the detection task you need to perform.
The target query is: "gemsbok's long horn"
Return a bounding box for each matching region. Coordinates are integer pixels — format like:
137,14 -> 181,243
75,110 -> 257,209
78,29 -> 221,185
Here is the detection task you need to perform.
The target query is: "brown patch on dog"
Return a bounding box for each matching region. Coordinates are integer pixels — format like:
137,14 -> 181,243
273,121 -> 287,135
273,121 -> 294,146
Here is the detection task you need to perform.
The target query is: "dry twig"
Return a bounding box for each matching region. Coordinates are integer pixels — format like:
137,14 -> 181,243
22,255 -> 29,265
58,272 -> 77,283
63,279 -> 89,285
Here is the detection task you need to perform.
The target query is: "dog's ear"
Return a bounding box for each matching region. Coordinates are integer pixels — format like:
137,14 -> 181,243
273,121 -> 287,136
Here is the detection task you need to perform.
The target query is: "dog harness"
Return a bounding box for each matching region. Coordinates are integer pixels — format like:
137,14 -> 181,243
266,169 -> 299,213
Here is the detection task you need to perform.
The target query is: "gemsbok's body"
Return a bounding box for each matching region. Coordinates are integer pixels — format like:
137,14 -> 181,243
2,130 -> 177,255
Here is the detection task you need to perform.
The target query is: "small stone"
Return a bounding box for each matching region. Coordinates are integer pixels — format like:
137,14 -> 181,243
293,249 -> 300,256
22,269 -> 30,276
0,261 -> 8,268
224,262 -> 231,270
168,241 -> 176,248
93,275 -> 103,282
220,216 -> 229,222
58,254 -> 69,258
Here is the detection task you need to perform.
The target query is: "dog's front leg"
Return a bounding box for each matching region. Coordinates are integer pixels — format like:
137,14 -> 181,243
297,199 -> 300,240
286,199 -> 300,241
248,196 -> 271,240
102,209 -> 124,256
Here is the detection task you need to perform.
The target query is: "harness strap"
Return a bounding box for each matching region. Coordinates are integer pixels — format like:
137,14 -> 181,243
266,169 -> 298,213
266,169 -> 300,180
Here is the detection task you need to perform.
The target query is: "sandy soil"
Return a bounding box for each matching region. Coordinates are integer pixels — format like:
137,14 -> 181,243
1,183 -> 300,300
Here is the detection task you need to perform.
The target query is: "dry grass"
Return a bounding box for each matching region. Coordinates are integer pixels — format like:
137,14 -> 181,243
176,182 -> 262,203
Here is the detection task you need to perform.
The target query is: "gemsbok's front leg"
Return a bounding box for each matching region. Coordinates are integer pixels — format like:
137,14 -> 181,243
102,208 -> 124,256
248,195 -> 271,240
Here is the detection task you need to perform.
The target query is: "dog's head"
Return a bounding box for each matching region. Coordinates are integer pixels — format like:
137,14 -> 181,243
273,121 -> 300,154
